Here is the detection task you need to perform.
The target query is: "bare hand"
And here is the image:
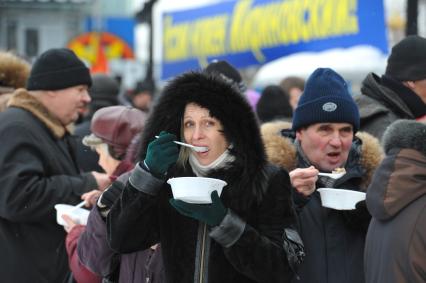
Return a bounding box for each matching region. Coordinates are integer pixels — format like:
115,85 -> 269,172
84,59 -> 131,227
91,171 -> 111,191
62,214 -> 78,233
82,190 -> 102,207
289,166 -> 319,197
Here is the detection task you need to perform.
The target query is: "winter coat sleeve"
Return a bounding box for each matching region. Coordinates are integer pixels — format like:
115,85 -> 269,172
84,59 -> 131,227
78,206 -> 118,277
107,165 -> 163,253
210,168 -> 297,282
0,123 -> 97,222
65,225 -> 102,283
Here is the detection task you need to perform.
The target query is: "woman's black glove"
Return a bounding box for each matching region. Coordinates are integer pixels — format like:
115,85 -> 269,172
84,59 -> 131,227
144,131 -> 179,178
169,191 -> 227,226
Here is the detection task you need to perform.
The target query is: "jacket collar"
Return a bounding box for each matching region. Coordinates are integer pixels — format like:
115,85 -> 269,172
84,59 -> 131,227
261,120 -> 384,190
8,88 -> 67,138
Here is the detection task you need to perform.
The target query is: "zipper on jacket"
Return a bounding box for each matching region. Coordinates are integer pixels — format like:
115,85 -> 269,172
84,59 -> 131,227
194,222 -> 209,283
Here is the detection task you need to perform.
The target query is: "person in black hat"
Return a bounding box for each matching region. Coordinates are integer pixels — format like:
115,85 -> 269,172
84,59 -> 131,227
0,48 -> 110,282
74,73 -> 120,173
128,79 -> 155,112
261,67 -> 384,283
256,84 -> 293,123
355,35 -> 426,140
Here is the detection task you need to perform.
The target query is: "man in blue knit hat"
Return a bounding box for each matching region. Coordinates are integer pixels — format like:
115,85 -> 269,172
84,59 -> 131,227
261,67 -> 383,283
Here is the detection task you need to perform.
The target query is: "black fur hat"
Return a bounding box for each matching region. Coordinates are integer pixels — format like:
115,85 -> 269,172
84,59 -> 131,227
140,71 -> 268,209
385,35 -> 426,81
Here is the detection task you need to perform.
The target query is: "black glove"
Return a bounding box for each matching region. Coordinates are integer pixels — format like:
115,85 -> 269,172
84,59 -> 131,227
98,181 -> 125,209
144,131 -> 179,178
343,200 -> 371,231
169,191 -> 227,226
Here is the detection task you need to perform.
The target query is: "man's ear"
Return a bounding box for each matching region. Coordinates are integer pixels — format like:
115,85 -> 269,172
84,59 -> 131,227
402,80 -> 416,90
295,129 -> 302,141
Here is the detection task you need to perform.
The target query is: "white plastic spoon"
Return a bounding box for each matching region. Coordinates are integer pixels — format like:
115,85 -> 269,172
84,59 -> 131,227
70,200 -> 86,212
155,136 -> 208,152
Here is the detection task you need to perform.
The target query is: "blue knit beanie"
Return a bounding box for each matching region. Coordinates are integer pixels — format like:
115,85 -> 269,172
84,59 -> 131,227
292,68 -> 360,132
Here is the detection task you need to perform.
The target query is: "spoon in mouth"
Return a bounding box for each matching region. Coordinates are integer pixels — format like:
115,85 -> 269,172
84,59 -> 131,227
155,136 -> 208,152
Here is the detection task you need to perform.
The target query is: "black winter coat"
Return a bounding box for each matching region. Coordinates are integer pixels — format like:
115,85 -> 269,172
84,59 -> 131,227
0,90 -> 97,283
108,164 -> 295,283
107,72 -> 299,283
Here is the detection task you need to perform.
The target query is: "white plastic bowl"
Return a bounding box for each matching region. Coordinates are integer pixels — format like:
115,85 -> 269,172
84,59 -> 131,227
167,177 -> 227,204
54,204 -> 90,226
317,188 -> 366,210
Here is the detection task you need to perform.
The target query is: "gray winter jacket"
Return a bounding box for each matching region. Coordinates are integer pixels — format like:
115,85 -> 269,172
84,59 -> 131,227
354,73 -> 415,140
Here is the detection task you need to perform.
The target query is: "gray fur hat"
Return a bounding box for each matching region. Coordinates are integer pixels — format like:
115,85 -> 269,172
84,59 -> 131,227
382,119 -> 426,156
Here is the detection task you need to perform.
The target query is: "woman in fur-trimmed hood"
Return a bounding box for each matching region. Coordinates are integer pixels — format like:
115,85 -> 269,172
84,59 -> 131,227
107,71 -> 300,283
365,120 -> 426,283
260,68 -> 384,283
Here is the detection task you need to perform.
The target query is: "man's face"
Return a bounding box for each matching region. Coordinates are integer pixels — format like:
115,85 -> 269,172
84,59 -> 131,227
132,92 -> 152,112
48,85 -> 91,125
405,78 -> 426,104
296,123 -> 354,172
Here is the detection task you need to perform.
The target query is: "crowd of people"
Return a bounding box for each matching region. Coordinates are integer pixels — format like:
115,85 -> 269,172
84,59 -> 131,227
0,35 -> 425,283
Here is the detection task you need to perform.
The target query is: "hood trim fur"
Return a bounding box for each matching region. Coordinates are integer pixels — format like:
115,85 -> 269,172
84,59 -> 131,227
8,89 -> 66,138
261,120 -> 383,189
382,119 -> 426,156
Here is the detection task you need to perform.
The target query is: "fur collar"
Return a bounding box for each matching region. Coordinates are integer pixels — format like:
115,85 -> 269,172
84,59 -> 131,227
8,89 -> 67,138
383,119 -> 426,156
261,120 -> 384,189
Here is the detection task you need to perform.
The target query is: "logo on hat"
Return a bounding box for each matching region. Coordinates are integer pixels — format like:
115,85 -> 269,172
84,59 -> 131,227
322,102 -> 337,112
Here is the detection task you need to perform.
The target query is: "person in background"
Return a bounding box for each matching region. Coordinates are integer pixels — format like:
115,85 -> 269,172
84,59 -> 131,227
279,76 -> 305,111
354,35 -> 426,140
256,84 -> 293,123
204,59 -> 262,110
67,105 -> 164,283
364,119 -> 426,283
0,50 -> 30,111
0,48 -> 110,282
128,79 -> 155,113
107,71 -> 303,283
261,68 -> 383,283
74,73 -> 120,173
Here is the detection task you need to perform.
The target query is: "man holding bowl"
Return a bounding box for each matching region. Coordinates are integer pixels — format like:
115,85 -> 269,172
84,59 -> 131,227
261,68 -> 383,283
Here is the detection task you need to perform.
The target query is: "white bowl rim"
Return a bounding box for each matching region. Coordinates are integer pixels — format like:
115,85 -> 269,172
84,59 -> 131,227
317,188 -> 366,196
167,176 -> 227,186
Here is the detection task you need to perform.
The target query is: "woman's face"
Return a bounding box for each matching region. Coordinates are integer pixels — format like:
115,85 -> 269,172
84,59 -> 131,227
183,103 -> 229,166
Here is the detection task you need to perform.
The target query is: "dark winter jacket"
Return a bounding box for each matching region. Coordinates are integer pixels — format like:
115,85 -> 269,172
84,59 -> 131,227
365,120 -> 426,283
354,73 -> 416,140
107,72 -> 298,283
74,120 -> 104,172
0,89 -> 97,282
261,120 -> 383,283
78,205 -> 165,283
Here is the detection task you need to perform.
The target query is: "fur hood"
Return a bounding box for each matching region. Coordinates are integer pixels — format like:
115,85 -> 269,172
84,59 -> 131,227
140,71 -> 268,210
261,120 -> 383,189
382,119 -> 426,156
7,89 -> 67,138
0,51 -> 30,93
